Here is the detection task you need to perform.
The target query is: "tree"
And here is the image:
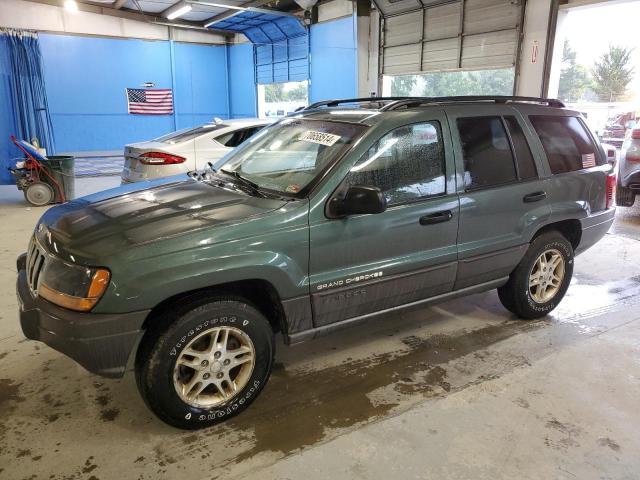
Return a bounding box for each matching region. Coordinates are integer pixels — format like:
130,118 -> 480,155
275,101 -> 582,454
286,83 -> 308,101
419,69 -> 513,96
264,83 -> 284,102
557,40 -> 591,102
591,45 -> 635,102
390,76 -> 417,96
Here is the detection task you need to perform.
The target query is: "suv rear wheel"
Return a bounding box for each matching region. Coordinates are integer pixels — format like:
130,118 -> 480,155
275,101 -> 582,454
135,295 -> 274,429
498,231 -> 574,319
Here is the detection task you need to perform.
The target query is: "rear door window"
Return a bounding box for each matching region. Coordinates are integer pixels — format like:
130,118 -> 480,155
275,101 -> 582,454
155,124 -> 229,143
216,126 -> 263,148
456,116 -> 517,190
529,115 -> 601,173
504,116 -> 537,180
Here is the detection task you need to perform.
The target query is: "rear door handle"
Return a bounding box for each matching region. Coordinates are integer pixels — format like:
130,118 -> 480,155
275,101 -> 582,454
523,191 -> 547,203
419,210 -> 453,225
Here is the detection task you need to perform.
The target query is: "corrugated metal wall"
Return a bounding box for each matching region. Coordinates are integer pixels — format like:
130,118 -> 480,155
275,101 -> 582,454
379,0 -> 523,75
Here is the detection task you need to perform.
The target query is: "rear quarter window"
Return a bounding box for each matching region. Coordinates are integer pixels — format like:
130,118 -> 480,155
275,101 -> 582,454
529,115 -> 602,174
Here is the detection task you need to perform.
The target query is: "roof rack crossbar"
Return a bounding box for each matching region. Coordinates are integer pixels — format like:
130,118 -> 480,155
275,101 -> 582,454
380,96 -> 565,111
305,97 -> 413,110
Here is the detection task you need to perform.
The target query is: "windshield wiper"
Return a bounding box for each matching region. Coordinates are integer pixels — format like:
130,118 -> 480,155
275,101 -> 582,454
219,169 -> 265,197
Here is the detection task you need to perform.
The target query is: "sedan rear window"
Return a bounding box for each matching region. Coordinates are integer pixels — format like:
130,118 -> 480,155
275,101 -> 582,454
155,124 -> 230,144
529,116 -> 602,174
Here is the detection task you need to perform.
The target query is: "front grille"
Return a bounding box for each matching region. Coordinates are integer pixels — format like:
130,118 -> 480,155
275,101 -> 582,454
26,237 -> 47,295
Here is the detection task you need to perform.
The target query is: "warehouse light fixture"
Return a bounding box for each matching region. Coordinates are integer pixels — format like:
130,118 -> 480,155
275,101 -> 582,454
64,0 -> 79,12
165,2 -> 193,20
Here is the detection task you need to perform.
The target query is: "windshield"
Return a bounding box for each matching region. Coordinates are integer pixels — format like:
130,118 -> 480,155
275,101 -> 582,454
217,118 -> 366,195
154,124 -> 230,144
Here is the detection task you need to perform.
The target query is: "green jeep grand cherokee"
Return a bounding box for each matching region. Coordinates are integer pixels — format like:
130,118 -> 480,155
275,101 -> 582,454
17,96 -> 616,429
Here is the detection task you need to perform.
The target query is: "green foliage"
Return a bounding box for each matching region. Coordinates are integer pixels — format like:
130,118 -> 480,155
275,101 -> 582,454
264,83 -> 284,103
591,45 -> 635,101
286,83 -> 308,101
390,76 -> 417,96
389,69 -> 514,98
263,82 -> 308,103
558,40 -> 592,103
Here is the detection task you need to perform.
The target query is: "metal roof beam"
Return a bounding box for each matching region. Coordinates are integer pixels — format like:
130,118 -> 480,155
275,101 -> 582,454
200,0 -> 290,28
21,0 -> 231,35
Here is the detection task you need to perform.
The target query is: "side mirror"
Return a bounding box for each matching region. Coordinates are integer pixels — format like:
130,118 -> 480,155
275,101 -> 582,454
328,185 -> 387,218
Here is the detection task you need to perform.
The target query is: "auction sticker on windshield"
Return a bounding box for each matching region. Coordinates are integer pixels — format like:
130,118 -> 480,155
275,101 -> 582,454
299,131 -> 341,146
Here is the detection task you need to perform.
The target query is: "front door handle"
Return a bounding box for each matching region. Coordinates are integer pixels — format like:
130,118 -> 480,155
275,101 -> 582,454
523,191 -> 547,203
419,210 -> 453,225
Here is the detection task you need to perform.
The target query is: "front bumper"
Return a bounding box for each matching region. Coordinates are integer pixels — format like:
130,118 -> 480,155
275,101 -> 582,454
16,257 -> 150,378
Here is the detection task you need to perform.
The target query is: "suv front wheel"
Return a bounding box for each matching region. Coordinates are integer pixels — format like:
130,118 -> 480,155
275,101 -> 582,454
135,295 -> 275,429
498,231 -> 574,319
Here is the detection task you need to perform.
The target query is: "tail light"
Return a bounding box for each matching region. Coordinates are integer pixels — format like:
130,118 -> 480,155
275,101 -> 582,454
139,152 -> 186,165
631,129 -> 640,140
606,172 -> 616,209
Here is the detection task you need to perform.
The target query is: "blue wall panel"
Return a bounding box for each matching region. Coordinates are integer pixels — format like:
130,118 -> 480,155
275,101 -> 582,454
39,34 -> 176,152
228,44 -> 257,118
173,42 -> 229,128
38,34 -> 231,153
309,16 -> 358,103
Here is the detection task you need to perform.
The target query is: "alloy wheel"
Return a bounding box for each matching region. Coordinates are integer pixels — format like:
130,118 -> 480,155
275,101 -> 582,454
173,326 -> 255,408
528,248 -> 565,303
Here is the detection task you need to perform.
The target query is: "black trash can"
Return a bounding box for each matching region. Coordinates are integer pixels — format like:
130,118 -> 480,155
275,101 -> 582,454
41,155 -> 75,202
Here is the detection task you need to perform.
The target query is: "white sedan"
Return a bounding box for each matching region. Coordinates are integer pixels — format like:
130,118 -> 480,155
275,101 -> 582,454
121,118 -> 272,183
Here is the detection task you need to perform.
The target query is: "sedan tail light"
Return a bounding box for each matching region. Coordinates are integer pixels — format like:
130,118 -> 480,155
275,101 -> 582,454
139,152 -> 186,165
631,129 -> 640,140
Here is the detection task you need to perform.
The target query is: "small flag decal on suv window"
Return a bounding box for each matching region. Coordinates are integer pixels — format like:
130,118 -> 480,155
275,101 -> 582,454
582,153 -> 596,168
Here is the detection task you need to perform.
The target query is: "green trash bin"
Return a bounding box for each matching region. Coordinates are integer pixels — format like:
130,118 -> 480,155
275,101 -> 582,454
41,155 -> 75,202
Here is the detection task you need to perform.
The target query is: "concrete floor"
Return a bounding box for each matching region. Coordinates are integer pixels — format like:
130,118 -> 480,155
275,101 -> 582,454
1,177 -> 639,480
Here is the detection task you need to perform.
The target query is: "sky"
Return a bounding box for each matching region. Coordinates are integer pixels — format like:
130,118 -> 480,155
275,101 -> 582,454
562,0 -> 640,95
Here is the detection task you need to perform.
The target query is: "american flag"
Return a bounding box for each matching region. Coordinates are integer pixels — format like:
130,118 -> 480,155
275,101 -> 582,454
582,153 -> 596,168
127,88 -> 173,115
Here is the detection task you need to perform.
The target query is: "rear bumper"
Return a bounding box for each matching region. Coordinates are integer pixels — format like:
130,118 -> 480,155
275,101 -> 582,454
576,208 -> 615,255
16,257 -> 149,378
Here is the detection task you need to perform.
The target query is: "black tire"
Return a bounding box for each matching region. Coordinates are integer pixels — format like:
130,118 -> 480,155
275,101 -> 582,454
135,294 -> 275,429
498,231 -> 574,320
616,182 -> 635,207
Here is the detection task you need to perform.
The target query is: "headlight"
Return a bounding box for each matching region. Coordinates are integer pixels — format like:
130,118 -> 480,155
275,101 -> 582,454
38,256 -> 110,312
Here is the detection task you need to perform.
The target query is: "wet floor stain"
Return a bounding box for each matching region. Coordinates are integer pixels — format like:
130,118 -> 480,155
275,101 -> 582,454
597,437 -> 621,452
152,319 -> 545,470
544,417 -> 583,451
100,408 -> 120,422
0,378 -> 24,411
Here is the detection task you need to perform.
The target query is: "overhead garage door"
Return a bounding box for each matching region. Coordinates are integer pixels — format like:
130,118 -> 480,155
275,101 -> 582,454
378,0 -> 524,75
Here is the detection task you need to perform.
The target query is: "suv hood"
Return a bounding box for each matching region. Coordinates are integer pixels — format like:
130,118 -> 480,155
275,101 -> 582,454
38,176 -> 288,261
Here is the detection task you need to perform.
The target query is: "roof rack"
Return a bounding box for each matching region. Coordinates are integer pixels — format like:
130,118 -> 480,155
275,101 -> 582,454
304,97 -> 413,110
380,96 -> 565,111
